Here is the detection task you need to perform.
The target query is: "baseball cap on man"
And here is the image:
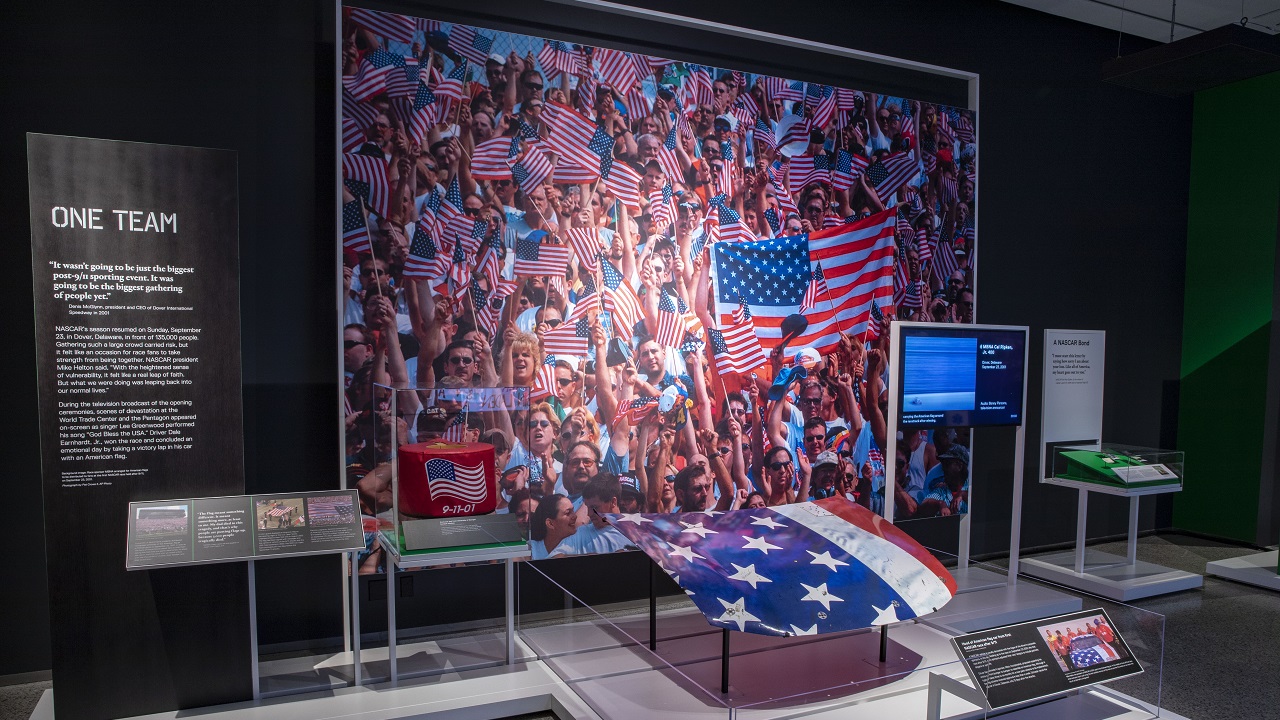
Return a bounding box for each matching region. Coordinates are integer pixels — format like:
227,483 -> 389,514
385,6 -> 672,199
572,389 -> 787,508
814,451 -> 839,469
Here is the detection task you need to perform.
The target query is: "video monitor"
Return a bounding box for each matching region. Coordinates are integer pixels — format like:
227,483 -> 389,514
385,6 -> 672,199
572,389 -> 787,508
898,324 -> 1026,427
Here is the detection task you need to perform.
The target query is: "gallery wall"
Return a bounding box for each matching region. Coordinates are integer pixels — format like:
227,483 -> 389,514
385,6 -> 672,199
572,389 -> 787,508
1176,71 -> 1280,545
1,0 -> 1190,680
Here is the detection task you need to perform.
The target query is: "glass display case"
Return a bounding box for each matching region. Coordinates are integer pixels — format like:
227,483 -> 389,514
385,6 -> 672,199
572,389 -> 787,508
1050,444 -> 1183,491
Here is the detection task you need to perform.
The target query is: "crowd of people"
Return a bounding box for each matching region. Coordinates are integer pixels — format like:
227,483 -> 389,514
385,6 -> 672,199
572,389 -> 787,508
340,9 -> 978,571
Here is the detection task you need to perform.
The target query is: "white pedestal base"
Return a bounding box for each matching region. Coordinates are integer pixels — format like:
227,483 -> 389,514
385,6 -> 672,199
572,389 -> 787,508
1204,550 -> 1280,591
1021,550 -> 1203,601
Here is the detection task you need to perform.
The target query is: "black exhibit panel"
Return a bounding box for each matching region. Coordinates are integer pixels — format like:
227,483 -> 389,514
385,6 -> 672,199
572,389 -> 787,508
26,135 -> 250,719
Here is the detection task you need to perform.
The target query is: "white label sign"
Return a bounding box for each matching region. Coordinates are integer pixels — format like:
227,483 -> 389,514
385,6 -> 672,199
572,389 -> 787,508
1041,330 -> 1106,480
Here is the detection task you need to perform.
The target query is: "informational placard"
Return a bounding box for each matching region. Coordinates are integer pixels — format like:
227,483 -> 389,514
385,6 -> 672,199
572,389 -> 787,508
27,134 -> 248,719
127,490 -> 365,569
1041,330 -> 1106,478
951,609 -> 1141,710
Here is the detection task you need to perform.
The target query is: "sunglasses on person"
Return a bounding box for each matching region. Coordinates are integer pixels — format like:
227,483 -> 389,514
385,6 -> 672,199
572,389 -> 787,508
524,81 -> 544,92
463,207 -> 483,217
714,446 -> 731,457
495,179 -> 512,187
556,377 -> 574,387
529,419 -> 553,428
804,434 -> 825,444
343,340 -> 370,349
544,318 -> 562,328
448,356 -> 474,365
767,460 -> 793,471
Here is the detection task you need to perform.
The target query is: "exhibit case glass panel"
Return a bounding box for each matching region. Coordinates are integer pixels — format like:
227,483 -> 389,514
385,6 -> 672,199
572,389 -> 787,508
369,381 -> 533,561
515,554 -> 989,719
1051,444 -> 1184,490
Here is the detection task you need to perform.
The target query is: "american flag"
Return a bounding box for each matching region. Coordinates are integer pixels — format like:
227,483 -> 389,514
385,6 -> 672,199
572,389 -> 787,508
538,39 -> 586,77
766,77 -> 805,103
406,81 -> 439,147
865,152 -> 919,197
712,208 -> 896,355
777,117 -> 813,152
514,234 -> 570,276
600,259 -> 642,340
595,48 -> 639,93
575,68 -> 598,110
567,227 -> 603,273
385,57 -> 421,99
606,498 -> 956,636
347,7 -> 415,43
530,355 -> 557,401
836,88 -> 859,110
915,227 -> 933,263
895,278 -> 923,310
343,87 -> 380,131
404,219 -> 447,278
718,138 -> 737,199
448,241 -> 470,288
693,207 -> 720,259
434,61 -> 467,106
800,262 -> 830,313
933,239 -> 961,282
768,165 -> 799,218
508,138 -> 554,191
754,117 -> 776,151
866,302 -> 887,341
655,125 -> 683,186
552,159 -> 598,185
623,86 -> 650,120
683,66 -> 713,109
341,199 -> 372,254
342,154 -> 390,217
788,154 -> 831,197
649,183 -> 676,232
708,298 -> 766,375
938,172 -> 958,207
832,150 -> 869,192
468,280 -> 500,337
544,101 -> 614,179
810,85 -> 838,130
731,93 -> 760,127
477,244 -> 503,289
471,136 -> 514,180
613,396 -> 661,427
425,457 -> 489,503
654,289 -> 692,349
444,209 -> 487,256
707,194 -> 757,243
441,410 -> 469,442
342,117 -> 364,153
599,155 -> 643,212
761,208 -> 780,235
343,49 -> 400,101
542,303 -> 592,355
448,25 -> 494,68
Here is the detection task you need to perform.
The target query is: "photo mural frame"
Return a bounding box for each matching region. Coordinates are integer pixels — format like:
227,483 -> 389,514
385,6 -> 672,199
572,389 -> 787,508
333,0 -> 982,607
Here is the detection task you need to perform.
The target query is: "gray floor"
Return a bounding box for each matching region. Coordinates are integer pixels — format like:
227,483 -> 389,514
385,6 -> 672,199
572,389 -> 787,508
1,533 -> 1272,720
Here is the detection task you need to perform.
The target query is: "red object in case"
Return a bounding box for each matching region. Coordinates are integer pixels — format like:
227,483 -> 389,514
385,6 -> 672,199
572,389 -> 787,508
397,441 -> 497,517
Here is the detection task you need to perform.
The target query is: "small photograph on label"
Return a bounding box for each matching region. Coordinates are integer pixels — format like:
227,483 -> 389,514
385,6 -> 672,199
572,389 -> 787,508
1035,614 -> 1128,672
135,504 -> 189,536
306,494 -> 356,526
256,497 -> 306,530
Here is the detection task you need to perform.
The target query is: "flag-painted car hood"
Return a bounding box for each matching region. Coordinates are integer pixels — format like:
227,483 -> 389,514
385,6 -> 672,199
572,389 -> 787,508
607,497 -> 955,636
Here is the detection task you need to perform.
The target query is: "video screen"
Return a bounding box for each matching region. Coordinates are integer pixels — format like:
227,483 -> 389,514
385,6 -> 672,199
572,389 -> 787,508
899,326 -> 1024,427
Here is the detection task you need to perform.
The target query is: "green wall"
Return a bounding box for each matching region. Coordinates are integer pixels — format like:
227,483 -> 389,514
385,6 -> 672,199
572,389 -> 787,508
1176,71 -> 1280,542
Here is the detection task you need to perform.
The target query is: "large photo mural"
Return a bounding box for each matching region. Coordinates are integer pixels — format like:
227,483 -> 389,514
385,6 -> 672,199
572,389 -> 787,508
339,6 -> 978,572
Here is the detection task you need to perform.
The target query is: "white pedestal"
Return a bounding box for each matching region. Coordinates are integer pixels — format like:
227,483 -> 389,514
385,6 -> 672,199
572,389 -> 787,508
1021,550 -> 1203,601
1205,550 -> 1280,591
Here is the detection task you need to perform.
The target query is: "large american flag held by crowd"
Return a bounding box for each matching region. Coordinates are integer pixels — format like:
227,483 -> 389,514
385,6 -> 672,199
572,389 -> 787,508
607,497 -> 955,636
711,208 -> 896,356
